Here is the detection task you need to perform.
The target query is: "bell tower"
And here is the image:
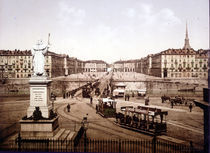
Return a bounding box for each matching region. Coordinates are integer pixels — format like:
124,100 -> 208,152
183,22 -> 191,49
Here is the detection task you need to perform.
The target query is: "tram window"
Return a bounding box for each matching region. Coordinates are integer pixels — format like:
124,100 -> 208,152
143,114 -> 146,120
149,116 -> 153,122
155,116 -> 161,123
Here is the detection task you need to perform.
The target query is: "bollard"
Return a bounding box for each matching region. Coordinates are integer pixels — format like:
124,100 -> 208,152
152,135 -> 157,153
119,139 -> 121,153
16,132 -> 21,152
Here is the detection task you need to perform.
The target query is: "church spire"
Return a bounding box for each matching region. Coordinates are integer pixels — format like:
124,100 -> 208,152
183,21 -> 191,49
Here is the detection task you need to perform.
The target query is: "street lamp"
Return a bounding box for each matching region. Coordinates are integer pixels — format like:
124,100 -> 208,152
82,114 -> 89,152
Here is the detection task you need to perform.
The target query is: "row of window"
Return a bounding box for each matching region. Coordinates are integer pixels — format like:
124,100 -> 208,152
170,72 -> 207,78
113,68 -> 135,72
169,63 -> 207,68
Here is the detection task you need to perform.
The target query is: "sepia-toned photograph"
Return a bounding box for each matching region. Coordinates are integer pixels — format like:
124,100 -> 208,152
0,0 -> 209,153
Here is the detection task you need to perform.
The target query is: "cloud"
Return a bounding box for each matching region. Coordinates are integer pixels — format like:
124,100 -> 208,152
123,3 -> 181,30
158,8 -> 181,26
57,1 -> 86,26
140,3 -> 152,14
123,8 -> 136,18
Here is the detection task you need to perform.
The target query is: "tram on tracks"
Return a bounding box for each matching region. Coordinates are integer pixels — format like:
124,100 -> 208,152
115,106 -> 168,135
96,98 -> 117,118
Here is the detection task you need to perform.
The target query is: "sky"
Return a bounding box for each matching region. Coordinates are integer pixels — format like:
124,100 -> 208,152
0,0 -> 209,63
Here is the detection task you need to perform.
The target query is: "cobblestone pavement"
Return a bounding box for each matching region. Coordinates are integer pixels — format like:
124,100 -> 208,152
54,95 -> 203,147
0,95 -> 203,148
55,97 -> 152,140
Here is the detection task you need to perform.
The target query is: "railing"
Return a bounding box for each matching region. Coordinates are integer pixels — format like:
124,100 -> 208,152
1,136 -> 203,153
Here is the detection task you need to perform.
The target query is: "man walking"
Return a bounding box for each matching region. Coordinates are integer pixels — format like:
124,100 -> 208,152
189,103 -> 193,112
90,96 -> 93,104
171,101 -> 174,108
67,104 -> 70,112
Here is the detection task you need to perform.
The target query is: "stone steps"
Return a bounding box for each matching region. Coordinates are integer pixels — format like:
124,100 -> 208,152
53,129 -> 76,141
53,128 -> 65,140
67,131 -> 76,140
60,129 -> 71,140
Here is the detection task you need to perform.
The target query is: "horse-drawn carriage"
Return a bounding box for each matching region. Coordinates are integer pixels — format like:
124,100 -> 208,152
115,106 -> 168,135
96,98 -> 117,117
161,95 -> 194,106
95,87 -> 101,96
170,96 -> 184,105
82,86 -> 91,98
161,95 -> 171,103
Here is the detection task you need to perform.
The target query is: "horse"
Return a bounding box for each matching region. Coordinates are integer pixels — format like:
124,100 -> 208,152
161,95 -> 171,103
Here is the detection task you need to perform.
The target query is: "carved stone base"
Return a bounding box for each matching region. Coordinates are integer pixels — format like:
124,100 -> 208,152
27,105 -> 52,119
28,77 -> 52,118
20,116 -> 59,138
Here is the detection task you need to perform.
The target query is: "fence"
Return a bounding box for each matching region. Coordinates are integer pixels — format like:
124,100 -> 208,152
1,136 -> 203,153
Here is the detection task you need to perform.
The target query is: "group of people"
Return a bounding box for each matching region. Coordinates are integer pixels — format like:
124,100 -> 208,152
170,97 -> 194,112
125,94 -> 130,101
125,93 -> 150,106
63,91 -> 74,99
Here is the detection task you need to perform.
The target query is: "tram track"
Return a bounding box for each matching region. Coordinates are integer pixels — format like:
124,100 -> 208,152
74,97 -> 151,137
56,102 -> 151,140
55,105 -> 126,139
57,94 -> 203,144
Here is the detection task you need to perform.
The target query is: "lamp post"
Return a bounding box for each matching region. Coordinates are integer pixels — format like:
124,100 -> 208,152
82,114 -> 89,152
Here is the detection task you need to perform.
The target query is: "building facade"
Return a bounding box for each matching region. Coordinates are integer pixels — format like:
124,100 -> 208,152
150,49 -> 208,78
64,56 -> 84,76
0,50 -> 84,78
138,24 -> 208,79
84,60 -> 108,72
0,50 -> 32,78
113,60 -> 136,72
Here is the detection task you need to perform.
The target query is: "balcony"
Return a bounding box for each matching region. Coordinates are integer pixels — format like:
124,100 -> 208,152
203,66 -> 207,71
186,67 -> 191,71
170,67 -> 175,71
178,67 -> 183,72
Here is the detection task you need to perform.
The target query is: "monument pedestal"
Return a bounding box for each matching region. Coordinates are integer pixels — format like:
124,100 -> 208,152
27,76 -> 52,118
20,116 -> 59,138
20,76 -> 59,138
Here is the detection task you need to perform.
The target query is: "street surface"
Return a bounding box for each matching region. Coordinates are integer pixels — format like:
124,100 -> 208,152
52,95 -> 203,148
0,94 -> 204,150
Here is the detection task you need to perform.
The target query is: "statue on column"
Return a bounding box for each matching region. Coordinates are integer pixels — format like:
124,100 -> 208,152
32,35 -> 50,76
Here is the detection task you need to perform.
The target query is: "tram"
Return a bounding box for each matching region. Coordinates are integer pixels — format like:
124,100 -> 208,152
115,106 -> 168,135
96,98 -> 117,118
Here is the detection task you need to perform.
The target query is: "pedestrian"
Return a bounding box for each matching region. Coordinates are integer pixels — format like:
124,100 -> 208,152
171,101 -> 174,108
125,94 -> 127,101
67,104 -> 70,112
145,96 -> 149,105
90,96 -> 93,104
128,94 -> 130,101
189,103 -> 193,112
161,95 -> 165,103
132,92 -> 134,97
190,141 -> 193,153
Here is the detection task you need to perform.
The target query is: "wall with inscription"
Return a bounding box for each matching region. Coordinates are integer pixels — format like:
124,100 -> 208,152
30,87 -> 47,106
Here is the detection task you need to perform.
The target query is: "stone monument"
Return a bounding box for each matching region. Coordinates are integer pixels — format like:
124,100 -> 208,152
20,36 -> 59,138
27,39 -> 51,118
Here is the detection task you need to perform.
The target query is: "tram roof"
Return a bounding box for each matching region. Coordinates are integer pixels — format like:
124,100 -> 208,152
115,82 -> 126,87
123,107 -> 168,116
98,98 -> 116,103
